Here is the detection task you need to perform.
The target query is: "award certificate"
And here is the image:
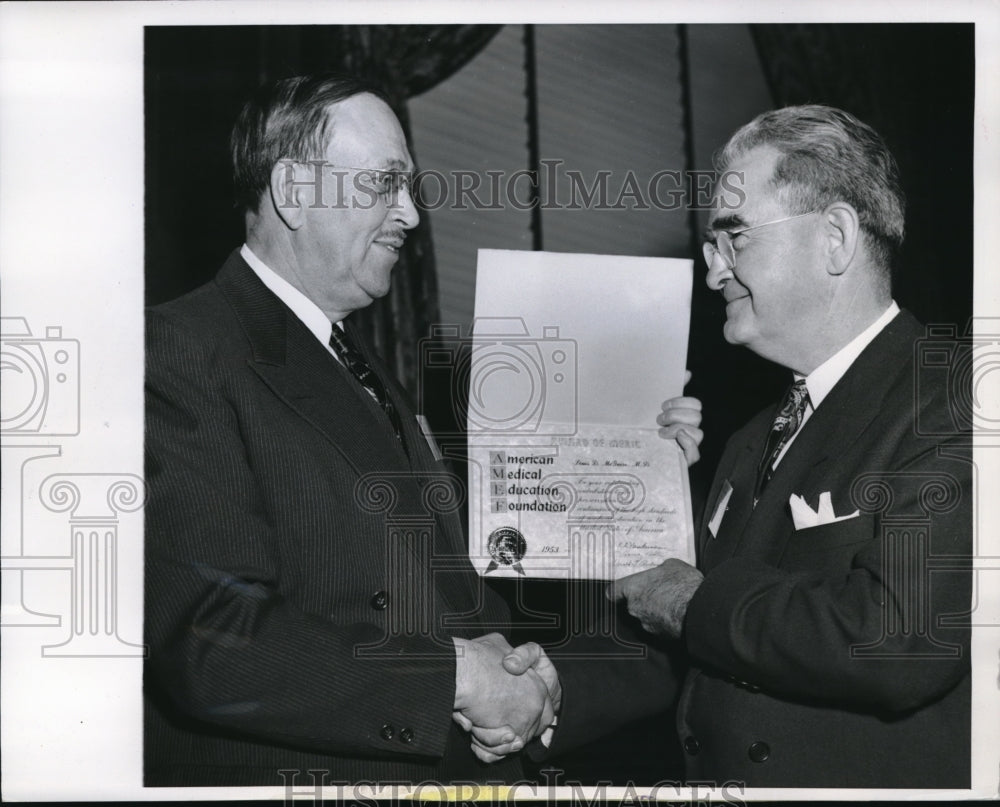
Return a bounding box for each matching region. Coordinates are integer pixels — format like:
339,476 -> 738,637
466,249 -> 695,580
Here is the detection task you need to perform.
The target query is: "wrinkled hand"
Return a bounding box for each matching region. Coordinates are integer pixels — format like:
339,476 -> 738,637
455,642 -> 562,762
502,642 -> 561,712
451,634 -> 555,763
658,370 -> 703,467
607,558 -> 704,639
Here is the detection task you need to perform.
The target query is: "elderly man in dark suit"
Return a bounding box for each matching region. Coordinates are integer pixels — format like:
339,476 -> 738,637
143,73 -> 570,787
608,105 -> 971,788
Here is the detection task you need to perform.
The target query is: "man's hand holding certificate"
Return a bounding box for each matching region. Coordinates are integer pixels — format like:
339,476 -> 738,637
466,249 -> 696,580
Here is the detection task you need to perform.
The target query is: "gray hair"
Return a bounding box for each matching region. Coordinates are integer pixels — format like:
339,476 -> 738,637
717,104 -> 905,272
230,73 -> 388,213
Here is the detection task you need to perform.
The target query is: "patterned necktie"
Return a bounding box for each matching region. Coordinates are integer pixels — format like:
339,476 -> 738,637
329,323 -> 407,453
754,379 -> 810,502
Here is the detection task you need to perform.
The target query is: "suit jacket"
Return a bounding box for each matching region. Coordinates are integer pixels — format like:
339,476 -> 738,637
678,310 -> 971,788
144,250 -> 525,786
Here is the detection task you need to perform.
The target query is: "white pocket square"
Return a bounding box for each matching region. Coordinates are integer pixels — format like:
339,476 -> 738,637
789,491 -> 859,530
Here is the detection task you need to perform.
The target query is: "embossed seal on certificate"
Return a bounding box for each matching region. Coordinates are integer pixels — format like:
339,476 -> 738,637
486,526 -> 526,575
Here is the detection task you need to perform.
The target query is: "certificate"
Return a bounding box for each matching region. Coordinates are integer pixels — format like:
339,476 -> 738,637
466,249 -> 695,580
469,426 -> 694,579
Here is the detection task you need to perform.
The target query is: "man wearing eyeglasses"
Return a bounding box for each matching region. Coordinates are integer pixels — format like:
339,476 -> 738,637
608,105 -> 971,788
144,73 -> 670,787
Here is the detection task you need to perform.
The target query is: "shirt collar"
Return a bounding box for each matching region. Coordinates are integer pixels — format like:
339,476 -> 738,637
240,244 -> 339,345
800,301 -> 900,408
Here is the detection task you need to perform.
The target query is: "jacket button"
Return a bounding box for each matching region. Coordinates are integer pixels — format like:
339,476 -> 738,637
399,727 -> 414,744
370,591 -> 389,610
683,736 -> 700,755
379,723 -> 395,741
748,741 -> 770,763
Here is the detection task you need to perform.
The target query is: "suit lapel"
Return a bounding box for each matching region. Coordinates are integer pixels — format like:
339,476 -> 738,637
214,252 -> 478,616
214,251 -> 403,474
706,311 -> 922,567
253,327 -> 409,472
343,319 -> 483,612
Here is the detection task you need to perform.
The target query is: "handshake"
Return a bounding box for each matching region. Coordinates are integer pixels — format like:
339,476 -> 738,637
452,634 -> 561,763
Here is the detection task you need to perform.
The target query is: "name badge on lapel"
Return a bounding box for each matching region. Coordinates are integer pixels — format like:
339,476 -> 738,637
416,414 -> 444,461
708,479 -> 734,539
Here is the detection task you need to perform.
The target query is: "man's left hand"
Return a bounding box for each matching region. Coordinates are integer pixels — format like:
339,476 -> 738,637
607,558 -> 705,639
658,371 -> 703,467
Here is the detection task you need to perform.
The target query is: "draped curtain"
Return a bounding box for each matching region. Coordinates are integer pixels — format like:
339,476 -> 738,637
146,25 -> 502,394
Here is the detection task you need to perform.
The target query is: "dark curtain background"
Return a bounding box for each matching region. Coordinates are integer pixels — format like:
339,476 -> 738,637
145,25 -> 501,393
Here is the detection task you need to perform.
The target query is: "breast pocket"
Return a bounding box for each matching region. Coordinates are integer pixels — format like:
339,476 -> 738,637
780,513 -> 877,572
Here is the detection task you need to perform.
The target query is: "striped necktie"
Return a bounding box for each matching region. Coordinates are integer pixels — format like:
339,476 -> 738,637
329,323 -> 407,453
754,378 -> 810,502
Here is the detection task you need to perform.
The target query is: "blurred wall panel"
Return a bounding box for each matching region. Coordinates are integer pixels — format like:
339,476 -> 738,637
409,25 -> 532,329
534,25 -> 690,261
410,24 -> 694,331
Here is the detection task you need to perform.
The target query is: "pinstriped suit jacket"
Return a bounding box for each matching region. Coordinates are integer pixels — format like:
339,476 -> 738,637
143,250 -> 522,786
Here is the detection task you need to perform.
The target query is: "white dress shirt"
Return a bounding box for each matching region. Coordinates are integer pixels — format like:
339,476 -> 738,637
773,301 -> 900,468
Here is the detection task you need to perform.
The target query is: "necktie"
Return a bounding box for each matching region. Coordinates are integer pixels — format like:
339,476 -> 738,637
754,379 -> 810,502
329,323 -> 407,453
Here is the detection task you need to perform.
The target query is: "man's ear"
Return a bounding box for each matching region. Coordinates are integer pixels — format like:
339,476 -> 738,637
269,159 -> 310,230
822,201 -> 860,276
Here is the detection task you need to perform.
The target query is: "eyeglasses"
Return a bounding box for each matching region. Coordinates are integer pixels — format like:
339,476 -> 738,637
702,211 -> 815,270
326,165 -> 415,198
